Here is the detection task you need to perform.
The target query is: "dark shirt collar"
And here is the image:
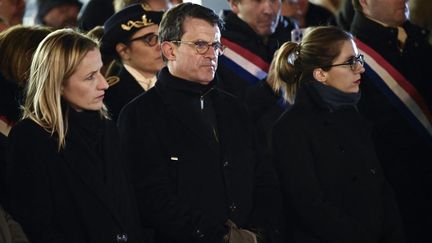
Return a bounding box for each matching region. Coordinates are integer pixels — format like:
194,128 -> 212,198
156,67 -> 216,96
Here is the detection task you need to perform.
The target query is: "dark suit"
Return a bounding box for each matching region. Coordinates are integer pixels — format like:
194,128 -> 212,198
273,82 -> 405,243
6,114 -> 151,243
351,12 -> 432,242
118,67 -> 282,243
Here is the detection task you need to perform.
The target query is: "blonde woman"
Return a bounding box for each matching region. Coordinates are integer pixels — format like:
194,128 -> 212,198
6,29 -> 151,243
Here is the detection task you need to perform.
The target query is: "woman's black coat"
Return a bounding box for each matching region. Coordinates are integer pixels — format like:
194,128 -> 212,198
6,115 -> 151,243
272,83 -> 405,243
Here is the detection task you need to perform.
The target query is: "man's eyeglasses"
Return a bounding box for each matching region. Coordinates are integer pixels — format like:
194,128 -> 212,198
128,33 -> 159,47
324,54 -> 365,71
171,40 -> 226,56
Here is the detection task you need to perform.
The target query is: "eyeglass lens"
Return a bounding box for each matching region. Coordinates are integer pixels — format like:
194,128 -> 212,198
129,33 -> 159,46
195,41 -> 225,55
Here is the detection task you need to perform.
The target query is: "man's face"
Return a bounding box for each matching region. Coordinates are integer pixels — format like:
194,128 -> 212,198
230,0 -> 281,37
361,0 -> 408,27
166,17 -> 221,85
43,4 -> 80,29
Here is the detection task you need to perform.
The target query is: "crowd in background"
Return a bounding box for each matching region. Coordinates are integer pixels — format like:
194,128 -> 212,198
0,0 -> 431,243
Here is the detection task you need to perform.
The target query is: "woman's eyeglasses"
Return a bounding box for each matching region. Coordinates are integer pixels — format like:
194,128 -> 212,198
324,54 -> 365,71
128,33 -> 159,47
171,40 -> 226,56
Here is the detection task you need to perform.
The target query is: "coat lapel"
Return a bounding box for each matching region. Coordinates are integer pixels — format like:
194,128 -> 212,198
60,127 -> 125,228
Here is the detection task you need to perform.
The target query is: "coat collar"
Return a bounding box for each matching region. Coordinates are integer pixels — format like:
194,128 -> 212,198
155,68 -> 222,153
60,117 -> 126,230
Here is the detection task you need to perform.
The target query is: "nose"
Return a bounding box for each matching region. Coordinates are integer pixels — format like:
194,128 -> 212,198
204,46 -> 217,60
97,73 -> 109,90
354,64 -> 365,74
262,0 -> 277,14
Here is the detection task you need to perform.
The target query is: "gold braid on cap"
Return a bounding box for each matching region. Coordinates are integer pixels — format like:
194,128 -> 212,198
121,4 -> 154,31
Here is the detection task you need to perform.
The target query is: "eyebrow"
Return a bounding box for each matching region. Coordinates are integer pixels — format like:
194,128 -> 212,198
85,70 -> 98,78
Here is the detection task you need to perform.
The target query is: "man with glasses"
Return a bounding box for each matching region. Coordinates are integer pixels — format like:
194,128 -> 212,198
351,0 -> 432,241
101,3 -> 164,121
118,3 -> 283,243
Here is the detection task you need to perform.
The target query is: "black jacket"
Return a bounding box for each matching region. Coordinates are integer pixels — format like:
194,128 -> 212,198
273,82 -> 405,243
104,65 -> 145,122
350,13 -> 432,242
218,11 -> 294,164
218,10 -> 295,98
6,111 -> 151,243
118,67 -> 282,243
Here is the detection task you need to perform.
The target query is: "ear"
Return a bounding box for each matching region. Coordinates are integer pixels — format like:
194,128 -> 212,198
161,41 -> 176,61
115,43 -> 130,60
229,0 -> 240,14
313,68 -> 328,84
358,0 -> 368,11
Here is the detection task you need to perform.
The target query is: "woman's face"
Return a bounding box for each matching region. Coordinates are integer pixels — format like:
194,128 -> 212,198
119,24 -> 165,78
62,48 -> 109,111
320,40 -> 365,93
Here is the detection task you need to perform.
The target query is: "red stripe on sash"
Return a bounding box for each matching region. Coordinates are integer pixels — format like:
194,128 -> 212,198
221,37 -> 270,72
355,38 -> 432,122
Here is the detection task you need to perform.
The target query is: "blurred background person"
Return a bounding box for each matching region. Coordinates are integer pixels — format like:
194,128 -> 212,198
0,0 -> 25,31
101,3 -> 164,121
36,0 -> 82,28
409,0 -> 432,45
6,28 -> 152,243
272,26 -> 405,243
351,0 -> 432,241
78,0 -> 114,31
113,0 -> 172,12
281,0 -> 336,28
0,25 -> 52,200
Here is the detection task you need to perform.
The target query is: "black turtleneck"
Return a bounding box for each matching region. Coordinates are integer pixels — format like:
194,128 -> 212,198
306,80 -> 361,111
67,107 -> 106,181
156,68 -> 220,145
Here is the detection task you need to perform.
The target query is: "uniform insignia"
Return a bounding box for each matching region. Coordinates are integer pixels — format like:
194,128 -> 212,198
121,6 -> 155,31
106,76 -> 120,86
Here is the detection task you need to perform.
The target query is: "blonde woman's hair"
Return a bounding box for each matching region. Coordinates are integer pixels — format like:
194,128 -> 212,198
272,26 -> 353,104
22,28 -> 108,151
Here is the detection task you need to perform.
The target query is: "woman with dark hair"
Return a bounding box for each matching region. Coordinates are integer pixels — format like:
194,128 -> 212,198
6,28 -> 152,243
271,26 -> 405,243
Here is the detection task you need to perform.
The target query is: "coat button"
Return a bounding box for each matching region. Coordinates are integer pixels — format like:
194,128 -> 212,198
194,229 -> 205,238
370,168 -> 376,175
116,233 -> 128,242
229,202 -> 237,212
223,161 -> 230,167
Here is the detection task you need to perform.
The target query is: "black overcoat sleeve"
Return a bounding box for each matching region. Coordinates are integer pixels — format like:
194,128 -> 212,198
6,121 -> 69,243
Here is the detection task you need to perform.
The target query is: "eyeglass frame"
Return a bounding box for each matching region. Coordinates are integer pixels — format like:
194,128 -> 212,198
127,33 -> 159,47
170,40 -> 226,56
323,54 -> 365,71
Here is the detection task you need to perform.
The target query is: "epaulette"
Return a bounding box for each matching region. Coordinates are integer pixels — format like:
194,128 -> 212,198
106,76 -> 120,86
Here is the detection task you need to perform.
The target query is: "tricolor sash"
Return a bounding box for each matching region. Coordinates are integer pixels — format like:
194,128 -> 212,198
355,38 -> 432,141
219,37 -> 270,85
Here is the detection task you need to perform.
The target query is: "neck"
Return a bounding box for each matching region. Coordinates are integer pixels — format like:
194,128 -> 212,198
0,119 -> 12,137
123,63 -> 156,79
362,13 -> 402,28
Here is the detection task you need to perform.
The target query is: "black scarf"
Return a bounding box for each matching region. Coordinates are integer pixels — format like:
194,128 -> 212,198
67,107 -> 106,181
308,80 -> 361,111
